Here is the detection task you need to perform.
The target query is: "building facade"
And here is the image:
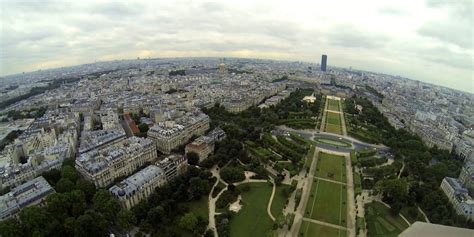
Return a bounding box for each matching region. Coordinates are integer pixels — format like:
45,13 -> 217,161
0,176 -> 55,220
109,165 -> 166,209
156,154 -> 187,181
321,54 -> 327,72
440,177 -> 474,220
147,111 -> 210,154
75,137 -> 157,188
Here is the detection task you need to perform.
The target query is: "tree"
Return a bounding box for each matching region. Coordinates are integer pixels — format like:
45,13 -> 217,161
42,168 -> 61,186
19,206 -> 56,236
66,190 -> 87,217
189,177 -> 210,199
61,165 -> 79,183
146,206 -> 165,226
187,152 -> 200,165
117,209 -> 137,231
75,179 -> 96,202
46,193 -> 69,219
74,211 -> 108,237
92,189 -> 120,222
220,166 -> 245,183
63,217 -> 76,236
55,178 -> 75,193
138,123 -> 149,133
179,213 -> 198,231
0,219 -> 23,237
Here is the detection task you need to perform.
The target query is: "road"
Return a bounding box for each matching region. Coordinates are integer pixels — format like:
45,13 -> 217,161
278,125 -> 390,152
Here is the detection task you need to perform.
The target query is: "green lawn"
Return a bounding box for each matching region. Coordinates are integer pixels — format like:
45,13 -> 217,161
365,201 -> 409,237
299,221 -> 346,237
328,99 -> 340,111
316,138 -> 351,147
270,184 -> 290,218
325,111 -> 342,134
304,179 -> 347,226
184,197 -> 209,222
229,182 -> 274,237
315,152 -> 346,183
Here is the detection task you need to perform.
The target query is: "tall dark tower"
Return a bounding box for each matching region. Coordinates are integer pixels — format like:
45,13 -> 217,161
321,54 -> 327,72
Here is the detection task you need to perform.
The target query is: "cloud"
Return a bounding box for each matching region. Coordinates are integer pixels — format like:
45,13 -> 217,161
378,6 -> 408,15
327,25 -> 389,49
0,0 -> 472,92
419,0 -> 473,49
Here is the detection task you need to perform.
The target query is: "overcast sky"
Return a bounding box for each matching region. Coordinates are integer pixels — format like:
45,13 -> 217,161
1,0 -> 472,92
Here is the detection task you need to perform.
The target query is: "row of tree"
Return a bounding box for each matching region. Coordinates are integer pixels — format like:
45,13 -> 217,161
348,95 -> 472,228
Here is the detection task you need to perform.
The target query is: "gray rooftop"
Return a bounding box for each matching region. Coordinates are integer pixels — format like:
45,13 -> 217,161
0,176 -> 55,219
109,165 -> 164,198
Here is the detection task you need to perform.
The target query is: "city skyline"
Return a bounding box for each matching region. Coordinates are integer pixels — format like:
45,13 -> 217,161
0,0 -> 472,93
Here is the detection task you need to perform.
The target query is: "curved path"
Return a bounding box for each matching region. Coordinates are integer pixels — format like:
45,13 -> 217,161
208,166 -> 274,237
267,178 -> 277,221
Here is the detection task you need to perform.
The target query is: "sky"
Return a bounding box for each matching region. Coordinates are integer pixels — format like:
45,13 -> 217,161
1,0 -> 473,92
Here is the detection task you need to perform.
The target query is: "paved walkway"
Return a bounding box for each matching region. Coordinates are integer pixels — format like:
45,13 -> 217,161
339,99 -> 348,136
287,147 -> 319,237
267,178 -> 277,221
302,217 -> 348,231
319,96 -> 328,131
418,206 -> 430,223
314,176 -> 349,186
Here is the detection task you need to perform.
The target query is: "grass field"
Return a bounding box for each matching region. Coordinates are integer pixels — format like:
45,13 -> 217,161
229,182 -> 274,237
365,201 -> 409,237
314,152 -> 346,183
304,179 -> 347,226
325,111 -> 342,134
328,99 -> 340,111
316,138 -> 351,147
270,184 -> 290,218
299,221 -> 347,237
184,197 -> 209,221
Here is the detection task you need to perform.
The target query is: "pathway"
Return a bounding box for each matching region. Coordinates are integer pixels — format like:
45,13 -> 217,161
267,178 -> 277,221
319,96 -> 328,131
339,99 -> 348,136
302,217 -> 348,231
287,147 -> 319,237
314,176 -> 349,186
398,161 -> 405,179
417,206 -> 430,223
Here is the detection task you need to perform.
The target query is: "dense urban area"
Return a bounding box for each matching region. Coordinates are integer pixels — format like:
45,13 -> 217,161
0,57 -> 473,237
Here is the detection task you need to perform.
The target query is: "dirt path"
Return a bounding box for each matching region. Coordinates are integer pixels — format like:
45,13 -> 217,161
314,176 -> 349,186
267,178 -> 276,221
417,206 -> 430,223
319,97 -> 328,131
339,99 -> 348,136
287,148 -> 319,237
302,217 -> 349,230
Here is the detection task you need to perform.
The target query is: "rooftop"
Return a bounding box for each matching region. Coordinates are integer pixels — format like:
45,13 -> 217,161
109,165 -> 164,198
76,136 -> 154,174
0,176 -> 55,219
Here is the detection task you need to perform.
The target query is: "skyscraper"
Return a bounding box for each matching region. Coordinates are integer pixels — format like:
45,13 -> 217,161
321,54 -> 327,72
